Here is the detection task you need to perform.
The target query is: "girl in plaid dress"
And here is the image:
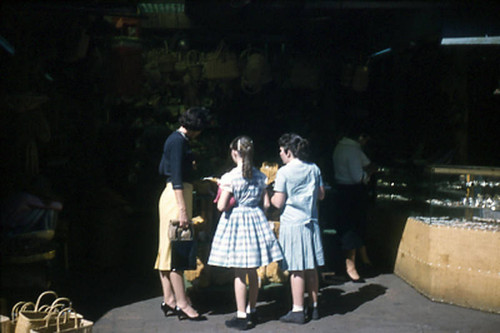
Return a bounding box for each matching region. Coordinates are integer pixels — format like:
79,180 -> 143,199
208,136 -> 283,330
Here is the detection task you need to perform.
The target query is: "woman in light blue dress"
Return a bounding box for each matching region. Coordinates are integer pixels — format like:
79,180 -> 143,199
271,133 -> 325,324
208,136 -> 283,330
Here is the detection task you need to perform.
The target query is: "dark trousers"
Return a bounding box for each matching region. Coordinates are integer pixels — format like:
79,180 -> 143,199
333,184 -> 368,251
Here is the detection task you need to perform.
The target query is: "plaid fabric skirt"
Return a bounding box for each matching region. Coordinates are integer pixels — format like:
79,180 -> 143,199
208,206 -> 283,268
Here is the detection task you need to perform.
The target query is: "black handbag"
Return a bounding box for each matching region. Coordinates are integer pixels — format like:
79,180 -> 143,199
170,222 -> 197,271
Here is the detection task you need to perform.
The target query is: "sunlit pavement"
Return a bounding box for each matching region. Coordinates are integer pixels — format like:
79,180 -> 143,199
92,274 -> 499,333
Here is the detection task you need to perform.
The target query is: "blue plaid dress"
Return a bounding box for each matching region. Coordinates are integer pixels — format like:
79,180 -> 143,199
208,167 -> 283,268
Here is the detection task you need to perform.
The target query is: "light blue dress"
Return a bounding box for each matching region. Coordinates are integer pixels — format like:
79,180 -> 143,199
208,167 -> 283,268
274,159 -> 325,271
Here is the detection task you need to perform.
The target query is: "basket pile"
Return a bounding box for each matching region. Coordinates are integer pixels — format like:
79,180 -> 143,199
2,291 -> 93,333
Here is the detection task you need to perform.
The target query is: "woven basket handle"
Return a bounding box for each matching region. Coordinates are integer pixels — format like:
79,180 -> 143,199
34,290 -> 58,310
187,50 -> 200,65
38,305 -> 52,312
239,47 -> 265,61
214,40 -> 228,60
34,309 -> 60,329
11,301 -> 35,320
57,308 -> 80,330
49,297 -> 72,312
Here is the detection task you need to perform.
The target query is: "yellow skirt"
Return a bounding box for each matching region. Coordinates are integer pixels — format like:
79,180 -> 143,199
154,182 -> 193,271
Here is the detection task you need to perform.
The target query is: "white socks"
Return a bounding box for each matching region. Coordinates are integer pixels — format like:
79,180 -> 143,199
246,305 -> 256,314
291,304 -> 317,312
237,311 -> 247,318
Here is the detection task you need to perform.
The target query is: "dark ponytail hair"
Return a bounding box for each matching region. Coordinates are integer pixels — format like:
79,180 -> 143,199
230,136 -> 254,179
278,133 -> 310,161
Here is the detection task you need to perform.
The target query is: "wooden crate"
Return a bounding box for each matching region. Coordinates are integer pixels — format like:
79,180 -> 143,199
394,217 -> 500,313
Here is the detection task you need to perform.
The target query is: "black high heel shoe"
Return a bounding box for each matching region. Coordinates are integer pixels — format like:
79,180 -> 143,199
176,306 -> 207,321
161,302 -> 178,317
346,269 -> 365,283
348,275 -> 366,283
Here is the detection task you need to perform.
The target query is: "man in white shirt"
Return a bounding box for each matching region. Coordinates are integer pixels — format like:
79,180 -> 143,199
333,135 -> 371,185
332,131 -> 376,282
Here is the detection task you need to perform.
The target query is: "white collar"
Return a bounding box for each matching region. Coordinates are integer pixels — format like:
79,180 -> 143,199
176,129 -> 188,140
340,137 -> 360,147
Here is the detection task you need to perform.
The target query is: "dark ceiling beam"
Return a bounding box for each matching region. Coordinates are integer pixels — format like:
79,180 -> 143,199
304,1 -> 448,10
3,1 -> 138,16
8,1 -> 498,17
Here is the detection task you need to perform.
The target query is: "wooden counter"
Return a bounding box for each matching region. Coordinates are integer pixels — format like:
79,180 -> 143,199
394,217 -> 500,313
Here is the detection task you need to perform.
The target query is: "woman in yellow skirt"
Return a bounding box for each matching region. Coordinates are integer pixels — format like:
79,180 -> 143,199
154,107 -> 210,321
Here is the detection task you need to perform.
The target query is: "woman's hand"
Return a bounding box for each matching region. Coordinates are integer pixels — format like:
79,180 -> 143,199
174,189 -> 190,228
178,208 -> 189,228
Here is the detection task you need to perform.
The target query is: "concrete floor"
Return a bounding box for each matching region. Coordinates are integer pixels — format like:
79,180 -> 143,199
92,273 -> 499,333
3,201 -> 498,332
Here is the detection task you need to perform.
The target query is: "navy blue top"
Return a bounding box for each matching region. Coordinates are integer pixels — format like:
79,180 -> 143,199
158,131 -> 195,189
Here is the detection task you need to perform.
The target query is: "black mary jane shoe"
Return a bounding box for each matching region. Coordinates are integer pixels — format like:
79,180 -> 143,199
176,307 -> 207,321
161,302 -> 178,317
247,312 -> 258,327
225,316 -> 250,330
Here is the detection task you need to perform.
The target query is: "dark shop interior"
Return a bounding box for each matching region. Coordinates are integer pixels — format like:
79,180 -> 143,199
1,0 -> 499,329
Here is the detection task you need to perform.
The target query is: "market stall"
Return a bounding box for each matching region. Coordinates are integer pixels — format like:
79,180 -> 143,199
394,166 -> 500,313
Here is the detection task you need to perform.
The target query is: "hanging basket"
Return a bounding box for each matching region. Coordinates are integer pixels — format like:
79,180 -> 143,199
341,62 -> 370,92
240,48 -> 272,95
186,50 -> 203,81
288,57 -> 322,90
157,41 -> 177,74
203,41 -> 240,80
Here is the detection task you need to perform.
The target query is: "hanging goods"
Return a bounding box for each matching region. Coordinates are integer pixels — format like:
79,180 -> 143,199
186,50 -> 203,81
240,48 -> 272,94
157,41 -> 177,74
203,41 -> 239,80
352,65 -> 369,92
341,60 -> 370,92
289,57 -> 321,90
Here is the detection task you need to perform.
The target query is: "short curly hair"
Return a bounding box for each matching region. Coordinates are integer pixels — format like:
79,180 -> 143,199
179,107 -> 211,131
278,133 -> 310,161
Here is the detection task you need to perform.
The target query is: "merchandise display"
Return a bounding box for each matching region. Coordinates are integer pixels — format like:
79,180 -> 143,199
374,167 -> 419,204
393,165 -> 500,313
412,216 -> 500,232
394,216 -> 500,313
375,164 -> 500,221
427,165 -> 500,221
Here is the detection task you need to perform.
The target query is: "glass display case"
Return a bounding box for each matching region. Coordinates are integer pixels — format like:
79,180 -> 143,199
425,165 -> 500,225
374,166 -> 421,204
375,164 -> 500,223
394,165 -> 500,313
374,167 -> 414,203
